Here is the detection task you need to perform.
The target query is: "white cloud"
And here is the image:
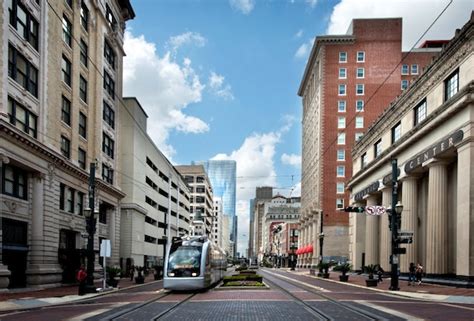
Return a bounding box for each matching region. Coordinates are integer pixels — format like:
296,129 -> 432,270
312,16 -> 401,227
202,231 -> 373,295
295,38 -> 315,59
212,117 -> 297,254
123,31 -> 208,159
281,153 -> 301,167
167,32 -> 207,51
305,0 -> 317,9
295,29 -> 304,38
229,0 -> 255,14
208,72 -> 235,100
327,0 -> 473,50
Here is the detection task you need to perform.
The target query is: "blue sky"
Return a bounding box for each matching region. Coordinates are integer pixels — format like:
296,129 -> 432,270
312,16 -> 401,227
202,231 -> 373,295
123,0 -> 472,254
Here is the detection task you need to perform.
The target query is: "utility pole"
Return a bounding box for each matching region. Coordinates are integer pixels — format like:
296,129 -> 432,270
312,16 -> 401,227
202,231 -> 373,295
390,158 -> 400,291
85,161 -> 97,293
319,211 -> 324,263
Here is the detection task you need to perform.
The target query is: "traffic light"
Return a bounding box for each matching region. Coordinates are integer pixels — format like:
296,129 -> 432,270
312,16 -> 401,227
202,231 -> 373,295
342,206 -> 365,213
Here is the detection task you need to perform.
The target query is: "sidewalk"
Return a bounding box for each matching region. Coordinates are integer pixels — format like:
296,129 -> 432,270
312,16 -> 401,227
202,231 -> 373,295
289,268 -> 474,304
0,274 -> 158,312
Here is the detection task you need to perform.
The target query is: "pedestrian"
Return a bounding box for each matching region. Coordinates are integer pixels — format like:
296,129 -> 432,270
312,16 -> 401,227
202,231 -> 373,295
376,265 -> 384,283
130,265 -> 135,281
415,262 -> 424,285
77,265 -> 87,295
408,262 -> 416,285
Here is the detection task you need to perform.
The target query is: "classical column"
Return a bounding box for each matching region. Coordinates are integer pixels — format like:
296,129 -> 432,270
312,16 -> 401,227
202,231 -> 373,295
456,141 -> 474,278
400,176 -> 418,273
365,195 -> 379,266
312,216 -> 318,267
380,187 -> 392,271
425,160 -> 448,275
30,174 -> 45,264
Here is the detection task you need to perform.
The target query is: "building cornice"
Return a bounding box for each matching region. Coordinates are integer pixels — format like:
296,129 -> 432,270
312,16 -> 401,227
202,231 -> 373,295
1,121 -> 125,198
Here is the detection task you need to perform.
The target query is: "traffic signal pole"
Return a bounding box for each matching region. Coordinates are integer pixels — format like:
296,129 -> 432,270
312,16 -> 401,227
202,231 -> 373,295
390,158 -> 400,291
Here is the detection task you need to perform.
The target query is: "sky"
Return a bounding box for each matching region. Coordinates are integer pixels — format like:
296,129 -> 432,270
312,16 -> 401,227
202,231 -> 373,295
122,0 -> 473,255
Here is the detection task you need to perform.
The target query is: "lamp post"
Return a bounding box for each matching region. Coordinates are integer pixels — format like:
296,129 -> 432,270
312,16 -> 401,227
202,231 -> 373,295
389,158 -> 403,291
84,161 -> 97,293
319,210 -> 324,263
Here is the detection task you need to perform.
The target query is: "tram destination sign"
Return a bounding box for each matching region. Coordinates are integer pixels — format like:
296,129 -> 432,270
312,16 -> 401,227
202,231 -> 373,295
405,130 -> 463,174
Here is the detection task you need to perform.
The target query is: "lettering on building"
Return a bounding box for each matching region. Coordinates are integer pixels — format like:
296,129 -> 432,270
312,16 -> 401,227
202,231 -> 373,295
354,181 -> 380,201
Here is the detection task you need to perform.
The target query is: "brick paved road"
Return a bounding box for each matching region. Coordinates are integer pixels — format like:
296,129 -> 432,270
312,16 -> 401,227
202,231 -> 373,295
0,268 -> 472,320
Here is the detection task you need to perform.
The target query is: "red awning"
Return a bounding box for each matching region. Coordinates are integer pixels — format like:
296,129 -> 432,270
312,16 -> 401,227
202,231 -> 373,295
307,245 -> 313,254
303,245 -> 309,254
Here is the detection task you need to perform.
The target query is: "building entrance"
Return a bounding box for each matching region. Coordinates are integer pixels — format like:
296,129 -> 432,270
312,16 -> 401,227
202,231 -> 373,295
2,218 -> 28,288
58,229 -> 81,283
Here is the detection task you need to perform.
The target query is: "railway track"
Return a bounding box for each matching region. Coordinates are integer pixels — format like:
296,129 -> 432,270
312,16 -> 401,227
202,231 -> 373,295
260,269 -> 388,321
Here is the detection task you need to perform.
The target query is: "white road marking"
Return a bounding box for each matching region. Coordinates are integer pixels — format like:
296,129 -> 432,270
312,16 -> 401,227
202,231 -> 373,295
355,300 -> 424,320
262,270 -> 330,292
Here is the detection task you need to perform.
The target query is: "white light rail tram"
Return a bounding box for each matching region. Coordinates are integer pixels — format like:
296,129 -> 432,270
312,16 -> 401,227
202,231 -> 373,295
164,235 -> 226,290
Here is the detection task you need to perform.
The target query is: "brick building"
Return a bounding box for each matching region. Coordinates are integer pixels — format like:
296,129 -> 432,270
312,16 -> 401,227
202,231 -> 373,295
297,18 -> 441,267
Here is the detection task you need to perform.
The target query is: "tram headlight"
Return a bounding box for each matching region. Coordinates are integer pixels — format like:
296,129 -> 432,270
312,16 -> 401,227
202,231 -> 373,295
168,272 -> 175,277
191,272 -> 197,277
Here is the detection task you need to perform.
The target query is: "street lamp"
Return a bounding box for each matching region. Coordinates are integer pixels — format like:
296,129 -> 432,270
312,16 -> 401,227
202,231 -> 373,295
84,162 -> 97,293
389,158 -> 401,291
319,211 -> 324,264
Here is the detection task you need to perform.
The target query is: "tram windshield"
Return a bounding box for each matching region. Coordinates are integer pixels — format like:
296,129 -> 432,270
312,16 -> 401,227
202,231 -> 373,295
167,245 -> 202,277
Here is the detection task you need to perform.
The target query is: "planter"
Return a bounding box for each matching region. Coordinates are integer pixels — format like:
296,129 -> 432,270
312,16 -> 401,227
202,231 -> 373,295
309,269 -> 316,276
322,273 -> 330,279
135,275 -> 145,284
339,275 -> 349,282
317,272 -> 323,277
365,279 -> 378,287
107,278 -> 119,288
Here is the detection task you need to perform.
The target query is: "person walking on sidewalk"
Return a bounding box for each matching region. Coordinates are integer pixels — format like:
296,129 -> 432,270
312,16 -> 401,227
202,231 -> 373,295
130,265 -> 135,281
408,262 -> 416,285
415,262 -> 424,285
77,265 -> 87,295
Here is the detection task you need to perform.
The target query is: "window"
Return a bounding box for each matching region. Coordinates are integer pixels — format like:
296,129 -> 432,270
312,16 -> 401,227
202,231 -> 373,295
338,101 -> 346,112
61,136 -> 70,158
355,132 -> 364,141
336,182 -> 345,194
411,64 -> 418,75
62,15 -> 72,47
66,186 -> 74,213
105,4 -> 117,30
102,164 -> 114,184
355,116 -> 364,128
61,55 -> 71,86
80,1 -> 89,30
414,99 -> 427,126
8,45 -> 38,97
103,101 -> 115,129
337,149 -> 345,161
338,117 -> 346,129
7,97 -> 37,138
356,100 -> 364,112
80,39 -> 88,67
79,112 -> 87,138
337,132 -> 345,145
391,122 -> 401,144
336,199 -> 344,209
444,69 -> 459,101
401,64 -> 409,75
103,71 -> 115,98
78,148 -> 86,169
79,75 -> 87,103
339,68 -> 347,79
338,84 -> 346,96
356,84 -> 364,95
102,133 -> 114,158
8,0 -> 39,49
361,152 -> 367,169
65,0 -> 72,8
99,203 -> 109,224
356,67 -> 364,78
59,183 -> 65,210
61,96 -> 71,125
339,52 -> 347,63
357,51 -> 365,62
401,80 -> 409,90
104,40 -> 116,70
2,164 -> 27,200
374,139 -> 382,158
76,192 -> 84,215
337,165 -> 345,177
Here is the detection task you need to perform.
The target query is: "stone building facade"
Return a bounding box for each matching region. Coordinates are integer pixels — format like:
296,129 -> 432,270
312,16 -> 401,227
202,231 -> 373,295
119,97 -> 191,271
297,18 -> 440,267
0,0 -> 134,288
347,13 -> 473,283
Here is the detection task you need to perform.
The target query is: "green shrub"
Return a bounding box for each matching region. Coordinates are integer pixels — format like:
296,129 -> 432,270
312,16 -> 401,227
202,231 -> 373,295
223,274 -> 263,284
333,263 -> 352,275
223,280 -> 265,287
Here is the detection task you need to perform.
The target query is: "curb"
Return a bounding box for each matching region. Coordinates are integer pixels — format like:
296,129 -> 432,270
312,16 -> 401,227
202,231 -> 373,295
0,279 -> 163,314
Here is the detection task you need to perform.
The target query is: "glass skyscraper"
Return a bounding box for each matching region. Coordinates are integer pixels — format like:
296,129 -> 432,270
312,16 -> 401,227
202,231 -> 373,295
195,160 -> 237,254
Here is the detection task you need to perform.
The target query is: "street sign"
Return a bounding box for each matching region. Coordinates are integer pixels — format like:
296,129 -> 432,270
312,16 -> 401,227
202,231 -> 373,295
365,205 -> 387,216
100,239 -> 111,257
390,255 -> 399,264
398,231 -> 414,237
397,236 -> 413,244
394,248 -> 406,254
